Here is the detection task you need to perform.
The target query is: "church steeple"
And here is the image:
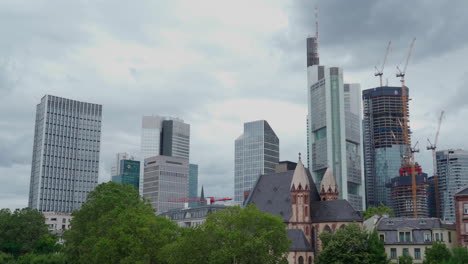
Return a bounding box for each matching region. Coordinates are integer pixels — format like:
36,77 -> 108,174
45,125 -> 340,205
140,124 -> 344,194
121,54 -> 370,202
291,153 -> 310,191
198,186 -> 207,206
320,168 -> 339,201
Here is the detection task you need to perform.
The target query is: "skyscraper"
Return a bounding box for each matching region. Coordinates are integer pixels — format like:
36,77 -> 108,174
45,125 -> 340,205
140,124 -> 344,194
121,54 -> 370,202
112,159 -> 140,189
234,120 -> 279,203
28,95 -> 102,213
436,149 -> 468,222
306,64 -> 364,210
143,155 -> 189,212
111,152 -> 134,177
188,163 -> 199,208
362,86 -> 408,208
139,116 -> 190,194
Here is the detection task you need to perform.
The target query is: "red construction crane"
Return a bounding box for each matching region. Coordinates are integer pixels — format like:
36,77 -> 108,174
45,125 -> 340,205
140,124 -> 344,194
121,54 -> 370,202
167,196 -> 232,204
396,38 -> 418,217
427,110 -> 445,218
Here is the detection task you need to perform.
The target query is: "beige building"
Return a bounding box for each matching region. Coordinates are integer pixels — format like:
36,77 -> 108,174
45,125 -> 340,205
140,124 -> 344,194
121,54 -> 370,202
43,212 -> 73,232
366,216 -> 456,263
245,156 -> 362,264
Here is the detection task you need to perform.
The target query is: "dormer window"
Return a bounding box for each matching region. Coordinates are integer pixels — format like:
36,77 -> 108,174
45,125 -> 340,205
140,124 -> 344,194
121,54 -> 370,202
419,220 -> 426,225
387,221 -> 394,225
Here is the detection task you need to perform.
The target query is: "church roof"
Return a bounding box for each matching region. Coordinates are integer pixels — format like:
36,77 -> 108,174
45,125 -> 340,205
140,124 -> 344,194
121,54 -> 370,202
455,185 -> 468,196
320,168 -> 337,193
290,157 -> 309,190
245,169 -> 320,222
310,200 -> 362,223
287,229 -> 313,252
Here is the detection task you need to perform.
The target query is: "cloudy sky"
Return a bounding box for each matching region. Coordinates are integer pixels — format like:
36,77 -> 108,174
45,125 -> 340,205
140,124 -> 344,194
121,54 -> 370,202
1,0 -> 468,210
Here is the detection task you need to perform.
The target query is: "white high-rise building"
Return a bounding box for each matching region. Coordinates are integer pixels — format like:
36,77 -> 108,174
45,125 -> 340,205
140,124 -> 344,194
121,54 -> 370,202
110,152 -> 134,177
306,37 -> 364,210
28,95 -> 102,213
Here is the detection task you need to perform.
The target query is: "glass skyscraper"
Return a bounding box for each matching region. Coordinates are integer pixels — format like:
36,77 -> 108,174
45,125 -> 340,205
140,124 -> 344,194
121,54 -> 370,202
362,86 -> 408,208
436,149 -> 468,222
143,155 -> 189,213
234,120 -> 279,203
188,163 -> 198,208
307,65 -> 364,210
112,159 -> 140,189
28,95 -> 102,213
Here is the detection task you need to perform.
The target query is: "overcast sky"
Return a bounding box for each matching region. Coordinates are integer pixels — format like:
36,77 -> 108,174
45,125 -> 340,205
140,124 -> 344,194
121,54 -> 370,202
1,0 -> 468,210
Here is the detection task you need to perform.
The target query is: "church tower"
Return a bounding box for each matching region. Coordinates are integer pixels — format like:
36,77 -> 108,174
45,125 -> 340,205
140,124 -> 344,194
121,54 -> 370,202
289,154 -> 312,240
319,168 -> 339,201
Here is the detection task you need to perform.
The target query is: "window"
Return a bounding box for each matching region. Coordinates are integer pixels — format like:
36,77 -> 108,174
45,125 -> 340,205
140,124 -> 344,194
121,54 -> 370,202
465,223 -> 468,233
441,233 -> 444,242
425,233 -> 431,242
414,248 -> 421,259
390,248 -> 397,259
298,256 -> 304,264
449,231 -> 452,243
464,203 -> 468,214
403,248 -> 409,257
436,233 -> 440,241
405,232 -> 411,242
399,232 -> 405,242
379,234 -> 385,241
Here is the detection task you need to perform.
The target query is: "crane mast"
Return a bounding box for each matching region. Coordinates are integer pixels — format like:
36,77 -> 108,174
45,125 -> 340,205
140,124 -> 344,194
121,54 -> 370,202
375,41 -> 392,87
427,110 -> 445,218
396,38 -> 417,217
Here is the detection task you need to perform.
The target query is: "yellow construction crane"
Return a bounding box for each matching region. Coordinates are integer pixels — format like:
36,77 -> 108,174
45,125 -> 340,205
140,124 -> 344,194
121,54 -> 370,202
396,38 -> 417,216
427,110 -> 445,218
375,41 -> 392,87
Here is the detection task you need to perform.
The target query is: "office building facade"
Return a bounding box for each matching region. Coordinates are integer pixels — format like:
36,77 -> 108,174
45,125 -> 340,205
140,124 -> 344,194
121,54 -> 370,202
112,159 -> 140,189
436,149 -> 468,222
306,64 -> 364,210
140,116 -> 190,193
188,163 -> 199,208
143,155 -> 189,213
111,152 -> 134,177
28,95 -> 102,213
234,120 -> 279,203
362,86 -> 408,208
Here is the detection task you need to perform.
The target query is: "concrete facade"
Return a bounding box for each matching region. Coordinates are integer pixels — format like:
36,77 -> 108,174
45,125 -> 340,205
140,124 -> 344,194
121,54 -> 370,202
43,211 -> 73,232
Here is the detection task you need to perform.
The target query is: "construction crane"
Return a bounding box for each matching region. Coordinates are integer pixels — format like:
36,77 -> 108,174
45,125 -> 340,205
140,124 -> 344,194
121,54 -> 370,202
396,38 -> 418,217
168,196 -> 232,205
427,110 -> 445,218
375,41 -> 392,87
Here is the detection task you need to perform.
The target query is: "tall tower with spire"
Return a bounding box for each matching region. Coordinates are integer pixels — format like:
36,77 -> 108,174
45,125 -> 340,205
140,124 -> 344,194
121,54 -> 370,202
305,8 -> 364,211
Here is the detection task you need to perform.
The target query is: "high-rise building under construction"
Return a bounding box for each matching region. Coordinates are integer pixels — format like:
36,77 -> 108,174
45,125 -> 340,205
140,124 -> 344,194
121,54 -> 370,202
362,86 -> 407,208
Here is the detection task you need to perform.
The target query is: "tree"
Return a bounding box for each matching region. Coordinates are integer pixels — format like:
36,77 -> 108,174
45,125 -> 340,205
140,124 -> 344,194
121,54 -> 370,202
367,230 -> 390,264
0,208 -> 51,256
316,224 -> 371,264
63,182 -> 179,264
398,255 -> 413,264
423,242 -> 452,264
363,204 -> 394,220
161,204 -> 291,264
450,247 -> 468,264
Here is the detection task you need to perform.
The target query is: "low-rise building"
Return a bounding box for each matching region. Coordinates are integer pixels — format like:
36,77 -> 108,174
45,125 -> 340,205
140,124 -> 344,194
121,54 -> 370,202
370,216 -> 456,263
43,212 -> 73,233
454,185 -> 468,247
157,204 -> 227,227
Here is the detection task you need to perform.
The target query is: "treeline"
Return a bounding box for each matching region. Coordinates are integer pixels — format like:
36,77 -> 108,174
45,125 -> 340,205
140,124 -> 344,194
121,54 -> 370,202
0,182 -> 291,264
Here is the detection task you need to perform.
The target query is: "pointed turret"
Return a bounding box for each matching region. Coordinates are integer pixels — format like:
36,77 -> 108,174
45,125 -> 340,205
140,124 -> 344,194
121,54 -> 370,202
198,186 -> 207,206
290,153 -> 310,191
320,168 -> 339,201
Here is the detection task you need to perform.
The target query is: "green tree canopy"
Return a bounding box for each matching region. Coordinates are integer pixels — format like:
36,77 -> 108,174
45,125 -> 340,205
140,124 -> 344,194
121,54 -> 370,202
63,181 -> 179,264
161,204 -> 291,264
363,204 -> 394,220
0,208 -> 51,256
398,255 -> 413,264
316,223 -> 389,264
423,242 -> 452,264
